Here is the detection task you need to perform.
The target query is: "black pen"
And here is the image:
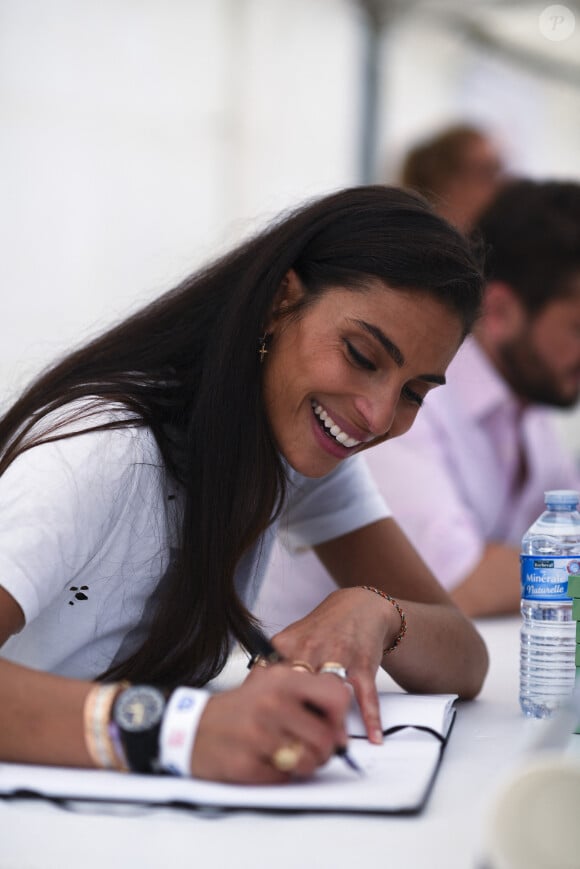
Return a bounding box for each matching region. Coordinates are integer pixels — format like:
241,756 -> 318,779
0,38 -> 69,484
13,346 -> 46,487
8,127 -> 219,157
246,625 -> 364,776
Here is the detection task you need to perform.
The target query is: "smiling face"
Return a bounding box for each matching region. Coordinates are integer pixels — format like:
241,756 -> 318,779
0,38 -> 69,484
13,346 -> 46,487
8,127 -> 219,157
262,274 -> 464,478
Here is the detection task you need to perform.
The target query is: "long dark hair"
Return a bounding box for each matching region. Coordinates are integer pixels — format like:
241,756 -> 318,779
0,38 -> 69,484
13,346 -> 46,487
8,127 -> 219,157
0,186 -> 483,687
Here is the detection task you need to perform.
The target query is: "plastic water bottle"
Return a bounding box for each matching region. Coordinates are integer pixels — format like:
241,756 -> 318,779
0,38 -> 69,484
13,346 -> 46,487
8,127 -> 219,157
519,490 -> 579,718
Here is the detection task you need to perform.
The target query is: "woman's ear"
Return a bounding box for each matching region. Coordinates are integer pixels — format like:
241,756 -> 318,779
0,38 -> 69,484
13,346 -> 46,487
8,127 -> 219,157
265,269 -> 306,332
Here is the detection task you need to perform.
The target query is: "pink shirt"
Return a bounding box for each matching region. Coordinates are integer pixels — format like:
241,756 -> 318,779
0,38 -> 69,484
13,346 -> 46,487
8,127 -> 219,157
255,337 -> 580,630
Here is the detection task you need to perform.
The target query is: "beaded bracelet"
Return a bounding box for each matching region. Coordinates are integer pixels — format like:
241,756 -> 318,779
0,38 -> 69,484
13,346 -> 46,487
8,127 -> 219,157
83,681 -> 130,771
360,585 -> 408,655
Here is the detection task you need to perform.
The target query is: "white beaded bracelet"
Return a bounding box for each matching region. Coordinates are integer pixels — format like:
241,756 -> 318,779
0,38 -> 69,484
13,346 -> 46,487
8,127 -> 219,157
159,687 -> 210,777
83,681 -> 129,771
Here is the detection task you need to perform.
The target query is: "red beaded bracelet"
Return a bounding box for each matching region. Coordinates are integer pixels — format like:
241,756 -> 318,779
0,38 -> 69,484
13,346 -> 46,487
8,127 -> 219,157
360,585 -> 408,655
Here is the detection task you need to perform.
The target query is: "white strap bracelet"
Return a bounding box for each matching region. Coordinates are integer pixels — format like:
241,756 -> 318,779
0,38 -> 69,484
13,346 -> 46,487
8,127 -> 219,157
159,687 -> 210,777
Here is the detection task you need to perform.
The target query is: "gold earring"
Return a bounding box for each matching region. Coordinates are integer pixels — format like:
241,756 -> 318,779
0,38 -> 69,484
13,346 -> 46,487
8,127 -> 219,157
258,334 -> 270,363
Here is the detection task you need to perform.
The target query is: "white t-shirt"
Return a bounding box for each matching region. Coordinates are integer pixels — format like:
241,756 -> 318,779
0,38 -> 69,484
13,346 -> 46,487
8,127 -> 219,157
0,402 -> 389,678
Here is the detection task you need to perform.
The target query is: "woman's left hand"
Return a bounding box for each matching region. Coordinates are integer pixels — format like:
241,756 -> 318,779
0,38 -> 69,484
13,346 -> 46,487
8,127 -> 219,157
270,587 -> 397,744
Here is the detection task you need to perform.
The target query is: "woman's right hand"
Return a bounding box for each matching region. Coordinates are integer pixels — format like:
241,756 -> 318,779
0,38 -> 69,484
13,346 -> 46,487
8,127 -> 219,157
191,665 -> 351,783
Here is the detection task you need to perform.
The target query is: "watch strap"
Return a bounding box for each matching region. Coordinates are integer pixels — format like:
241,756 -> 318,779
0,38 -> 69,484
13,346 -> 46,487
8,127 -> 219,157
113,685 -> 167,774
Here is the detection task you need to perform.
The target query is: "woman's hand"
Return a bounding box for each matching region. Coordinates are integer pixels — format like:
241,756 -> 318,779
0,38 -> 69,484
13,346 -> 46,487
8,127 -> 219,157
272,587 -> 400,745
191,665 -> 351,783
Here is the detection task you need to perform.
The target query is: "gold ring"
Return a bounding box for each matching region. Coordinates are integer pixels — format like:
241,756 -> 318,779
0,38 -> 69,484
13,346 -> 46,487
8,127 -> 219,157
250,655 -> 269,669
291,660 -> 315,673
319,661 -> 348,680
271,742 -> 303,773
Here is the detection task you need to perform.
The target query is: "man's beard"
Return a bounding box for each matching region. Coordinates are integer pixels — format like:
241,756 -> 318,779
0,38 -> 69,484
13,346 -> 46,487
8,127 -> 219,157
497,333 -> 580,408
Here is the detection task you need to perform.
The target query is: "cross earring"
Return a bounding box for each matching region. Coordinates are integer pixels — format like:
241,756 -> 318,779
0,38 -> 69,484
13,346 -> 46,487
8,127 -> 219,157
258,334 -> 270,363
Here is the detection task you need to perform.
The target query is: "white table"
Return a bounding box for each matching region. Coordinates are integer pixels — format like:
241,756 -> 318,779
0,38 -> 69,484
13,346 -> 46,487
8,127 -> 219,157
1,617 -> 578,869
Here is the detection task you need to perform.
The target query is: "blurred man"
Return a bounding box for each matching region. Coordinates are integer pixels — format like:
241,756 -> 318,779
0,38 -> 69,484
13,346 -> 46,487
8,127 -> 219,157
400,123 -> 505,233
256,180 -> 580,626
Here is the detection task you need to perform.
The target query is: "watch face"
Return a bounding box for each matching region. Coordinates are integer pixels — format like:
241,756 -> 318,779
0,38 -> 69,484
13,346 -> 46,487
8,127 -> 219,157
115,686 -> 165,733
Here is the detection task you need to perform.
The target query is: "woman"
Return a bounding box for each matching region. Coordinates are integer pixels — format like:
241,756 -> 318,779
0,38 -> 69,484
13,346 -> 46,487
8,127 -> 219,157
0,186 -> 488,784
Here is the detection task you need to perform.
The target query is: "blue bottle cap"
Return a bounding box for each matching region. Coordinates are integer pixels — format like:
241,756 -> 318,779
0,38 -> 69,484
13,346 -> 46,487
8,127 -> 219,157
544,489 -> 580,507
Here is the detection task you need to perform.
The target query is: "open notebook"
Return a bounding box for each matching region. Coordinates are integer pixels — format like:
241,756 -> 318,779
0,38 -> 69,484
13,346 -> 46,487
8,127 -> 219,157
0,692 -> 457,816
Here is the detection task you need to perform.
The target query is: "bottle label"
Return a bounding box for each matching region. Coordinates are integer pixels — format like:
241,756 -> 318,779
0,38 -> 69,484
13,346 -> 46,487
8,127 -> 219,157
520,555 -> 576,600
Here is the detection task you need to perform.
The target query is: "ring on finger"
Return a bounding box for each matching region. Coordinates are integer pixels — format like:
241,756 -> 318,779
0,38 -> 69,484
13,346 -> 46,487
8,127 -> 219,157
291,660 -> 315,673
271,741 -> 303,773
250,655 -> 269,669
319,661 -> 348,681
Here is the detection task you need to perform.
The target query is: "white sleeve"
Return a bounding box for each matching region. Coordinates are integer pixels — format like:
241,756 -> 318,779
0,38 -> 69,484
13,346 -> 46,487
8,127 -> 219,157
0,425 -> 155,624
280,454 -> 390,553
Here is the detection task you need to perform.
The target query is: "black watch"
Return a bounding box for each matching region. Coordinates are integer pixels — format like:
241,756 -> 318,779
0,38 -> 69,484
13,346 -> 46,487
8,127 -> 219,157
113,684 -> 167,773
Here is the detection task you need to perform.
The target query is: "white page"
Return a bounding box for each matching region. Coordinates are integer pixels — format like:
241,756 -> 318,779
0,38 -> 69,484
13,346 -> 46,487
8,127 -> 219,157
347,691 -> 457,738
0,692 -> 458,815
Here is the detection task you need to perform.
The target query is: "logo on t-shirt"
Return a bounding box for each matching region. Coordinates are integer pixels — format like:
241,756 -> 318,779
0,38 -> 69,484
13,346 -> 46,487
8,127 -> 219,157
68,585 -> 89,605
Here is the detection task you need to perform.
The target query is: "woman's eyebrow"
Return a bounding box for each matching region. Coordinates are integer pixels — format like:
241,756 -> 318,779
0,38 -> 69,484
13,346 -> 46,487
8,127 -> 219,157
357,319 -> 404,366
355,319 -> 446,385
